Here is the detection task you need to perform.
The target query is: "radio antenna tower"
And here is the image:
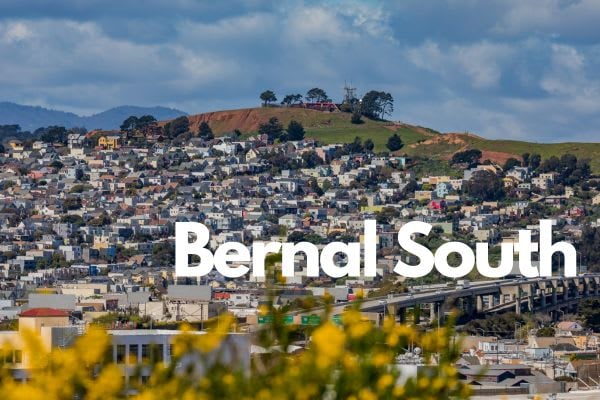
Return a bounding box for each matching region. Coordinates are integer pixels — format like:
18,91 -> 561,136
343,81 -> 357,104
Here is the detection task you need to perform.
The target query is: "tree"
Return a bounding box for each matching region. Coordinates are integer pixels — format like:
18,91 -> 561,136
386,133 -> 403,152
361,90 -> 394,120
351,110 -> 363,124
364,138 -> 374,152
539,155 -> 560,173
536,327 -> 555,337
347,137 -> 364,153
37,126 -> 68,145
503,157 -> 521,171
579,298 -> 600,332
120,116 -> 138,133
308,177 -> 323,196
0,124 -> 22,137
198,121 -> 214,140
163,116 -> 189,138
452,149 -> 482,166
379,92 -> 394,119
306,87 -> 328,103
465,170 -> 504,201
521,152 -> 530,167
258,117 -> 284,142
281,94 -> 303,106
530,153 -> 542,170
136,115 -> 157,131
578,226 -> 600,272
301,150 -> 323,168
286,120 -> 305,141
120,115 -> 156,134
63,196 -> 82,211
260,90 -> 277,107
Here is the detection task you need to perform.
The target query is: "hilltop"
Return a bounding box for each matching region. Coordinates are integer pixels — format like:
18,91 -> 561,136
183,107 -> 600,172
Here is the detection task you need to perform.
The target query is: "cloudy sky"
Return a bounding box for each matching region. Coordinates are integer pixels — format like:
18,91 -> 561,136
1,0 -> 599,142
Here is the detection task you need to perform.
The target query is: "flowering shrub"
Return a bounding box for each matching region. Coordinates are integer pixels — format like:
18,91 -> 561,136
0,298 -> 469,400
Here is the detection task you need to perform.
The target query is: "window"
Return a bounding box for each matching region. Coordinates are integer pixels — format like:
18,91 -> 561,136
14,350 -> 22,364
151,344 -> 164,363
141,344 -> 149,362
2,350 -> 11,364
116,345 -> 126,364
128,344 -> 138,364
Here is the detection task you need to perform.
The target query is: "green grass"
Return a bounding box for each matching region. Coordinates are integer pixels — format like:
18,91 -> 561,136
464,137 -> 600,172
206,107 -> 600,173
229,107 -> 434,152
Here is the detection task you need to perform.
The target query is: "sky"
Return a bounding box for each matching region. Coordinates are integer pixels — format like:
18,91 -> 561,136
1,0 -> 600,142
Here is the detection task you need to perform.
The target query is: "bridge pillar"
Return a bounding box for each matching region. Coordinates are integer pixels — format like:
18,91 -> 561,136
386,303 -> 397,320
540,289 -> 546,308
413,304 -> 421,325
584,280 -> 590,297
476,295 -> 484,313
429,302 -> 445,326
398,307 -> 406,323
563,282 -> 569,301
514,285 -> 523,315
552,287 -> 557,305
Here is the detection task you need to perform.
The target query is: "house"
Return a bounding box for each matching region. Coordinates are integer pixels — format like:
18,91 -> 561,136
556,321 -> 584,336
278,214 -> 300,229
563,360 -> 600,386
457,363 -> 558,393
98,135 -> 122,150
434,182 -> 450,198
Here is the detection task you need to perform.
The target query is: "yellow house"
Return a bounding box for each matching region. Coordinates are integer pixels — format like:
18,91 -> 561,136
98,135 -> 121,150
414,190 -> 433,201
7,140 -> 24,151
0,308 -> 71,372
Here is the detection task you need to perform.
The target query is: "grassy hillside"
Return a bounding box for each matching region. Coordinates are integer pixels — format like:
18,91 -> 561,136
185,107 -> 436,149
182,107 -> 600,173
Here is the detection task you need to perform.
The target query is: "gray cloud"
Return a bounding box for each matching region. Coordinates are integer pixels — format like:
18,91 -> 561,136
0,1 -> 599,142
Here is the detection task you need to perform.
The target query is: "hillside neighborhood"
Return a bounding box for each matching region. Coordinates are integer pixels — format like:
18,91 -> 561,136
1,105 -> 600,395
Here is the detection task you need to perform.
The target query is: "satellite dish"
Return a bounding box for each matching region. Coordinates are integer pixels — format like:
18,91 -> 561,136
413,347 -> 422,355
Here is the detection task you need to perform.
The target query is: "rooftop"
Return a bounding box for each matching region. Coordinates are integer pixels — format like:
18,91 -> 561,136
20,308 -> 70,318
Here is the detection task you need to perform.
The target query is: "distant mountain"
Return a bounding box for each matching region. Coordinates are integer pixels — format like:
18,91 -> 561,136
0,102 -> 187,131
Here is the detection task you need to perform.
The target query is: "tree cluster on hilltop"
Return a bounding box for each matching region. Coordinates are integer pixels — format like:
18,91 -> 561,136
258,87 -> 394,121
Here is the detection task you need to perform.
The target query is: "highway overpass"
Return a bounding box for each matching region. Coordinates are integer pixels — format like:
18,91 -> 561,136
295,274 -> 600,325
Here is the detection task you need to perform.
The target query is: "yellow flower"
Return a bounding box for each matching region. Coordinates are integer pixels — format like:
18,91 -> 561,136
393,386 -> 405,397
418,377 -> 431,390
349,321 -> 371,339
432,377 -> 446,391
258,304 -> 270,316
386,332 -> 399,347
358,388 -> 377,400
377,374 -> 394,391
372,352 -> 392,367
343,354 -> 359,371
222,374 -> 235,386
312,322 -> 345,369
